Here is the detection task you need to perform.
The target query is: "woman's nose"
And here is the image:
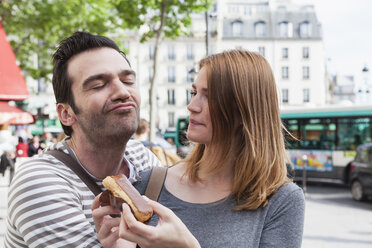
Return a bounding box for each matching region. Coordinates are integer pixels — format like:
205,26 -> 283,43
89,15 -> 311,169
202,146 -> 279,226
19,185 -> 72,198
187,96 -> 201,113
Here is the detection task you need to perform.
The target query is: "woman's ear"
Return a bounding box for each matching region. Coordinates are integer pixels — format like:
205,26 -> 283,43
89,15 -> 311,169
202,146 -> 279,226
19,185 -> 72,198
57,103 -> 76,127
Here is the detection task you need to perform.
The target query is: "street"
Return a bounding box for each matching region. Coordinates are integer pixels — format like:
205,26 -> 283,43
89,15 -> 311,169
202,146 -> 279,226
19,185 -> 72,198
302,182 -> 372,248
0,172 -> 371,247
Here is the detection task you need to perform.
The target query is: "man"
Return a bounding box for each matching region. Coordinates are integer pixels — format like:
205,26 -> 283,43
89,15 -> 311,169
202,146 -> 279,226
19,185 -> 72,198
4,32 -> 162,247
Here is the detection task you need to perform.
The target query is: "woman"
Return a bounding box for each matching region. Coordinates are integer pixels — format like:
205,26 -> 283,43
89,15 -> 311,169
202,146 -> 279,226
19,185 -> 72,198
92,50 -> 305,248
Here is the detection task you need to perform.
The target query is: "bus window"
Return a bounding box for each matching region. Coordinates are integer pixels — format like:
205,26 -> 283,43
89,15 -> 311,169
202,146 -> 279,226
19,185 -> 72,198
283,119 -> 301,148
300,118 -> 336,150
337,118 -> 372,150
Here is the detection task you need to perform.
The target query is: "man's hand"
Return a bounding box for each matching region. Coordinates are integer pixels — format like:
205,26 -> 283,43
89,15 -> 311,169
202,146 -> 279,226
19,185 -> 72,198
92,193 -> 136,248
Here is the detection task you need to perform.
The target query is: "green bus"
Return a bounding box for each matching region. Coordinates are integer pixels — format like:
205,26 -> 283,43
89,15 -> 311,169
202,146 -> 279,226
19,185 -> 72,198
282,105 -> 372,183
170,105 -> 372,183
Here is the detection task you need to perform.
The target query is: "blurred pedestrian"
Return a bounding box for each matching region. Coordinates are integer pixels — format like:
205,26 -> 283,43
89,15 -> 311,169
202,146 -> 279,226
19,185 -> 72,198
0,151 -> 15,183
15,136 -> 29,158
40,131 -> 54,149
134,118 -> 181,166
27,135 -> 42,157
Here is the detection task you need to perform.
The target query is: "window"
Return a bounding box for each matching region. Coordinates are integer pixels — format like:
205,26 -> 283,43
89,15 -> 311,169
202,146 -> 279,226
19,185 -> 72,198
282,89 -> 289,103
149,45 -> 154,60
303,88 -> 310,103
299,21 -> 311,37
285,118 -> 336,150
168,89 -> 175,105
232,21 -> 243,37
303,66 -> 310,79
244,6 -> 252,16
278,6 -> 286,11
168,45 -> 175,60
186,89 -> 192,105
168,66 -> 175,83
282,66 -> 289,79
303,47 -> 309,59
186,66 -> 194,83
279,22 -> 293,37
148,66 -> 153,83
186,44 -> 194,60
168,112 -> 175,127
337,118 -> 371,150
282,48 -> 288,59
255,21 -> 266,37
228,5 -> 239,14
258,46 -> 265,57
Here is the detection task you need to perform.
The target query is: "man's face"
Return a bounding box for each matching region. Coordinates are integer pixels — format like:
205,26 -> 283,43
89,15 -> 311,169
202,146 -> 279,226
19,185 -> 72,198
67,47 -> 140,143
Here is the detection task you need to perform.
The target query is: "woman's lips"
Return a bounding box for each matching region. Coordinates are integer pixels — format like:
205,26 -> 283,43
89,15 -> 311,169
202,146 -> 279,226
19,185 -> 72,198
189,119 -> 203,126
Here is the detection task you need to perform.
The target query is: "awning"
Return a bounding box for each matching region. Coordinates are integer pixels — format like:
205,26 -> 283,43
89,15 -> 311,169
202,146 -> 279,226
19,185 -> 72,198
0,101 -> 35,125
0,22 -> 29,100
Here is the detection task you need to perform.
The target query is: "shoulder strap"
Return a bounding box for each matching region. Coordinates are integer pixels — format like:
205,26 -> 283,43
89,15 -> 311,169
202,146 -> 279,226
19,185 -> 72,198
144,166 -> 167,201
45,150 -> 102,196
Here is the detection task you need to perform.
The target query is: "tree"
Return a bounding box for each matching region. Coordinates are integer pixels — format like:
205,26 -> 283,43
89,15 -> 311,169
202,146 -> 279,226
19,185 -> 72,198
114,0 -> 212,141
0,0 -> 124,80
0,0 -> 212,140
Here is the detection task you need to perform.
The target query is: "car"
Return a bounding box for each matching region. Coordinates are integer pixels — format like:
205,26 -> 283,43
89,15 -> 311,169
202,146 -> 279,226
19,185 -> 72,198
349,143 -> 372,201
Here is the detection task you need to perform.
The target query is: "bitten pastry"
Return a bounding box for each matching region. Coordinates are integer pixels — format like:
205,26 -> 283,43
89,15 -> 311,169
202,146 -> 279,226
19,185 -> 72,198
100,174 -> 153,222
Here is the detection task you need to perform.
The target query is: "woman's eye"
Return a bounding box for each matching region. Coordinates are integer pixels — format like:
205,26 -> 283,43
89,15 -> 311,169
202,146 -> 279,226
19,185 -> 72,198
190,91 -> 197,96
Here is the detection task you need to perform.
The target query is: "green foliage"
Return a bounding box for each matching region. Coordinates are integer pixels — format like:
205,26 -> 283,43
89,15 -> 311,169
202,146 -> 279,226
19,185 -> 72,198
0,0 -> 123,80
0,0 -> 212,82
114,0 -> 212,43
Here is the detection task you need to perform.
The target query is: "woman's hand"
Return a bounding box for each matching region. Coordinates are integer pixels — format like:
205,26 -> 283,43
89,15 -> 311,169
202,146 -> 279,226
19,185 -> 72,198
119,199 -> 200,248
91,194 -> 136,248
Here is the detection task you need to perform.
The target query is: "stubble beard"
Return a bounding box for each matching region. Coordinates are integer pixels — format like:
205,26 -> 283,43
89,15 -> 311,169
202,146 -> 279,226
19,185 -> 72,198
77,110 -> 139,147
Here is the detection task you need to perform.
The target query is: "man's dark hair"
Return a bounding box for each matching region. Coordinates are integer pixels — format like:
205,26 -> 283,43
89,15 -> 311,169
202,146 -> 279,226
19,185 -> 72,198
52,31 -> 130,136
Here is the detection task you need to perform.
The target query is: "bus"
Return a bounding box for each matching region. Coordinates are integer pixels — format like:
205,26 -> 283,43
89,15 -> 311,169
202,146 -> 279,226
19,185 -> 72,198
170,105 -> 372,184
282,104 -> 372,184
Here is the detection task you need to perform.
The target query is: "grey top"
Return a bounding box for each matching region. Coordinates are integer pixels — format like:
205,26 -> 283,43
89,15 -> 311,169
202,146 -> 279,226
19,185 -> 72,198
135,169 -> 305,248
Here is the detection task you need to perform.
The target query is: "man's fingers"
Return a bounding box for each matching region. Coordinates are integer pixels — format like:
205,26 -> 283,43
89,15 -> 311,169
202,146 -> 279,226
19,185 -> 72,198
97,217 -> 121,240
92,205 -> 121,221
91,193 -> 102,210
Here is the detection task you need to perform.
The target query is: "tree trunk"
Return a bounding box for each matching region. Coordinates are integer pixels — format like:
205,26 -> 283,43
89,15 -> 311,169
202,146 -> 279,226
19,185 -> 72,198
149,0 -> 167,142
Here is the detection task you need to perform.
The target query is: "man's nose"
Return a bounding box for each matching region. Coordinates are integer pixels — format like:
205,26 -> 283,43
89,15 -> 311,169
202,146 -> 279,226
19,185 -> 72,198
111,79 -> 130,101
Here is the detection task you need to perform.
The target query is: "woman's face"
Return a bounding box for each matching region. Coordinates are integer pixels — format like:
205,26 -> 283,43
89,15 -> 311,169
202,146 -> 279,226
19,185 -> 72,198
186,67 -> 212,145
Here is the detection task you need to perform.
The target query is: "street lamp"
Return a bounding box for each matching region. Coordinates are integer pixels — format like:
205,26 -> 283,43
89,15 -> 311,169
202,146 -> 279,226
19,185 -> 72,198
301,154 -> 308,194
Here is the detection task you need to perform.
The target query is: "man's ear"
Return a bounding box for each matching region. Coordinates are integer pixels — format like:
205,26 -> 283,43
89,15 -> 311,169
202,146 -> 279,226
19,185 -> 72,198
57,103 -> 76,127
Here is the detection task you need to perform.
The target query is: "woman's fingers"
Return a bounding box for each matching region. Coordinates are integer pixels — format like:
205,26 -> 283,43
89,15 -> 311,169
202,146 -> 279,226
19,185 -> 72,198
148,199 -> 176,222
120,203 -> 156,239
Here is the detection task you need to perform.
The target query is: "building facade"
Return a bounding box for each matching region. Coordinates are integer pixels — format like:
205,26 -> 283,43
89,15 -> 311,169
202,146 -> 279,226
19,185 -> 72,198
126,0 -> 326,131
23,0 -> 327,133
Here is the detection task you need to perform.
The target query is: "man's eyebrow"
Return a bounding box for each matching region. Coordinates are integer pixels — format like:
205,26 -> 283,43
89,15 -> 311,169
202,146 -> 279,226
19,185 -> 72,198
82,73 -> 109,88
119,69 -> 136,78
82,69 -> 136,88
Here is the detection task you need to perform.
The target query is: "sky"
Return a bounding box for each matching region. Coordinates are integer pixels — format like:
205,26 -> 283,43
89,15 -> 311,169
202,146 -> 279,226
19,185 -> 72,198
297,0 -> 372,84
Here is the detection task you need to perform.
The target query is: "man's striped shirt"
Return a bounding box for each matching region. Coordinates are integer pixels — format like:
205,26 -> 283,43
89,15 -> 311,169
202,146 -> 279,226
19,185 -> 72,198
4,139 -> 162,248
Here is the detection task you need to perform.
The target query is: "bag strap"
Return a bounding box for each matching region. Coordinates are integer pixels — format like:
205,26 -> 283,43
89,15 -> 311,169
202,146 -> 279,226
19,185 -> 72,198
45,150 -> 102,196
144,166 -> 167,201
